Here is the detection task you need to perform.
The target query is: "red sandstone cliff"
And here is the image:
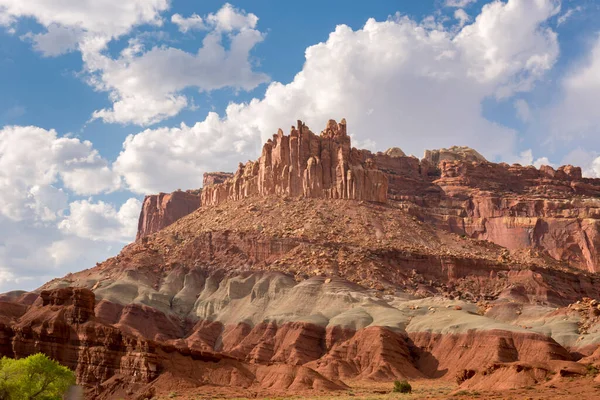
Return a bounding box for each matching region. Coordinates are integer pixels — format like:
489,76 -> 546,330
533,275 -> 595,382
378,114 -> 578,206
135,122 -> 600,272
66,117 -> 600,398
201,119 -> 388,206
136,190 -> 201,240
203,172 -> 233,187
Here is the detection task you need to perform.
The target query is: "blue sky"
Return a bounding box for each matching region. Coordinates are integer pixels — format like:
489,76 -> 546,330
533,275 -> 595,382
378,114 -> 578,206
0,0 -> 599,291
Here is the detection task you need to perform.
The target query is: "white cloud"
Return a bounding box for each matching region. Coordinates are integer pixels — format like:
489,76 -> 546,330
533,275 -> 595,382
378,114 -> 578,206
204,2 -> 259,32
512,149 -> 552,168
453,0 -> 559,98
5,2 -> 269,126
171,3 -> 259,34
0,215 -> 132,292
548,34 -> 600,145
0,126 -> 120,221
0,125 -> 137,292
0,0 -> 168,38
445,0 -> 477,8
454,9 -> 470,27
557,6 -> 583,26
21,24 -> 82,57
560,148 -> 600,178
58,198 -> 141,242
112,0 -> 561,193
114,112 -> 259,194
172,13 -> 206,33
533,157 -> 552,169
87,4 -> 269,126
590,157 -> 600,178
514,99 -> 532,122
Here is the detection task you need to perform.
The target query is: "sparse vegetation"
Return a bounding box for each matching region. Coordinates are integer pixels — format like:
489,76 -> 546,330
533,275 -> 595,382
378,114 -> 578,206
586,364 -> 599,376
453,390 -> 471,396
393,380 -> 412,393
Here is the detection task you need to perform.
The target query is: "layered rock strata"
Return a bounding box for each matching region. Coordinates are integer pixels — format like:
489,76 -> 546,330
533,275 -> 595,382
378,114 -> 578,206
136,191 -> 201,240
203,172 -> 233,187
135,119 -> 600,272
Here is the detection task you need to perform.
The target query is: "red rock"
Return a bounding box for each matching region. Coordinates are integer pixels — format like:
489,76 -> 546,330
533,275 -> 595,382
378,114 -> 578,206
201,119 -> 388,205
203,172 -> 233,186
2,288 -> 160,391
136,190 -> 201,240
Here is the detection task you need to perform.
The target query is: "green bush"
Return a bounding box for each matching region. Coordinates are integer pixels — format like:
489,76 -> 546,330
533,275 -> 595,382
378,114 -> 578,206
0,353 -> 76,399
587,364 -> 599,376
393,379 -> 412,393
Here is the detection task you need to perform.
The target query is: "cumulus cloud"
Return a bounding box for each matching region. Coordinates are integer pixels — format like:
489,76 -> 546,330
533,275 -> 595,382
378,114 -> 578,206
547,34 -> 600,147
5,2 -> 269,125
590,157 -> 600,178
0,125 -> 138,292
512,149 -> 552,168
87,4 -> 269,125
111,0 -> 561,193
454,9 -> 471,27
58,198 -> 141,242
172,13 -> 206,33
113,112 -> 259,193
203,2 -> 259,32
0,0 -> 168,38
514,99 -> 532,122
171,3 -> 259,34
445,0 -> 478,8
0,126 -> 120,221
21,24 -> 82,57
0,214 -> 135,292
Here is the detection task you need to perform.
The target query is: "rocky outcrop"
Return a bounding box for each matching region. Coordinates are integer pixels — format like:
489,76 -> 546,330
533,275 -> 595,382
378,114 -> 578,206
203,172 -> 233,187
201,119 -> 388,206
9,117 -> 600,398
136,190 -> 201,240
412,161 -> 600,272
423,146 -> 487,165
135,118 -> 600,271
0,288 -> 160,393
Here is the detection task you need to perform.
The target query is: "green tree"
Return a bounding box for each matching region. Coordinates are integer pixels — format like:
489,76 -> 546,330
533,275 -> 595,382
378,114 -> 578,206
0,353 -> 76,400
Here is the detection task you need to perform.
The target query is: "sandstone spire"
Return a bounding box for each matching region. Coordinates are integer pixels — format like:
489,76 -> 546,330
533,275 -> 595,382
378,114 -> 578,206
201,119 -> 388,205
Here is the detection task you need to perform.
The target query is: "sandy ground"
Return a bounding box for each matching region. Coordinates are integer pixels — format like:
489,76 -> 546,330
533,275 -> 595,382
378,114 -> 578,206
147,376 -> 600,400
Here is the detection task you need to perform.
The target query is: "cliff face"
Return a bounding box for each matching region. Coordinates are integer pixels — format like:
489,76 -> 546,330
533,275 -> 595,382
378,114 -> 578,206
136,191 -> 201,240
0,288 -> 160,394
135,129 -> 600,272
57,117 -> 600,398
411,160 -> 600,273
201,119 -> 388,206
203,172 -> 233,187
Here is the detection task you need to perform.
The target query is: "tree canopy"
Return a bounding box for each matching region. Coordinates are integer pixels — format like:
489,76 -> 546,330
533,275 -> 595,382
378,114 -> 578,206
0,353 -> 76,400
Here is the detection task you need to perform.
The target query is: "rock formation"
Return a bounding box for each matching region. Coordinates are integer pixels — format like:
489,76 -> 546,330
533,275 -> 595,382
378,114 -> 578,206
203,172 -> 233,187
136,190 -> 201,240
423,145 -> 487,165
3,118 -> 600,398
201,119 -> 388,206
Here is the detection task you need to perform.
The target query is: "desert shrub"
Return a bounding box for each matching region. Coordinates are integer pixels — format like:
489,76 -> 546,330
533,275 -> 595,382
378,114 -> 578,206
393,379 -> 412,393
0,353 -> 76,399
587,364 -> 599,376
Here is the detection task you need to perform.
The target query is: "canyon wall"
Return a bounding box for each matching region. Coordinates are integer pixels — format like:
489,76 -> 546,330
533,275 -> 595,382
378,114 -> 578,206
417,160 -> 600,272
203,172 -> 233,187
134,118 -> 600,272
136,190 -> 201,240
